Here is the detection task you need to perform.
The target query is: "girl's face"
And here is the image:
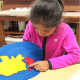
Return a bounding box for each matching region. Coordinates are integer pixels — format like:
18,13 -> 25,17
32,23 -> 56,37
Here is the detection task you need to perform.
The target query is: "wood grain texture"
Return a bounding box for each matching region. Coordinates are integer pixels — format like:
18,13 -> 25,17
63,0 -> 79,5
3,0 -> 35,10
0,21 -> 6,47
75,23 -> 79,46
28,64 -> 79,80
63,0 -> 79,11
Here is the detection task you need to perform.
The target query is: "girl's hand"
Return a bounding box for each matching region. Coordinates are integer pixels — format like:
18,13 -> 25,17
28,61 -> 49,72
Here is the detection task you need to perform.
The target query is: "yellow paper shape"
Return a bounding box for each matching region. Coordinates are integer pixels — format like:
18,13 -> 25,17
0,54 -> 27,76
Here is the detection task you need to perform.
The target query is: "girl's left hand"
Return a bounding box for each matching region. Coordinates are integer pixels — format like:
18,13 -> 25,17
28,61 -> 49,72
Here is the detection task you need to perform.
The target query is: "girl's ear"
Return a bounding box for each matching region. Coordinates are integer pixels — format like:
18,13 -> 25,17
61,18 -> 64,22
57,18 -> 64,27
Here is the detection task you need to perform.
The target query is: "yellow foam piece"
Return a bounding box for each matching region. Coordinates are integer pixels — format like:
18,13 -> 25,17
0,54 -> 27,76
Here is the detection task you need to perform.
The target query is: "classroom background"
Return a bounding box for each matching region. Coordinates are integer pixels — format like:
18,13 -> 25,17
0,0 -> 79,47
0,0 -> 80,80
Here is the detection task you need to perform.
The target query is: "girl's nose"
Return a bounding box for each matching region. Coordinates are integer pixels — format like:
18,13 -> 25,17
39,31 -> 44,37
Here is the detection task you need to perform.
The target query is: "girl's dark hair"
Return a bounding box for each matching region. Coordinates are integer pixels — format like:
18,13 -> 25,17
30,0 -> 64,28
57,0 -> 64,12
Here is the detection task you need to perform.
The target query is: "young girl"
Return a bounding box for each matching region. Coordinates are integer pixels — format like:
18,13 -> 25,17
23,0 -> 79,72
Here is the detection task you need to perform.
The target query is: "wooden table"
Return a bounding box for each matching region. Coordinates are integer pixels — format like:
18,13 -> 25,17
0,12 -> 80,47
28,63 -> 80,80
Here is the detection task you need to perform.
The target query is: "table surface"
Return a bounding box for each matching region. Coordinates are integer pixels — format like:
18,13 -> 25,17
28,64 -> 80,80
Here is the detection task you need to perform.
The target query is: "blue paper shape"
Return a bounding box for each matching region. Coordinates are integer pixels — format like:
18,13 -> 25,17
0,58 -> 2,62
0,41 -> 43,80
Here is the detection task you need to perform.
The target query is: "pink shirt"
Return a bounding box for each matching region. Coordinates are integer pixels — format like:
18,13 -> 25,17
23,21 -> 79,69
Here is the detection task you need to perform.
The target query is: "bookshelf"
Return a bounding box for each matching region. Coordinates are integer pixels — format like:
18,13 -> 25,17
0,0 -> 80,47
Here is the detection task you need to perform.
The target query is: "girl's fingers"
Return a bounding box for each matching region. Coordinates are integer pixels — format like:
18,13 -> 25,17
35,68 -> 41,71
36,68 -> 44,72
34,65 -> 38,69
39,69 -> 43,72
34,65 -> 42,70
28,62 -> 38,68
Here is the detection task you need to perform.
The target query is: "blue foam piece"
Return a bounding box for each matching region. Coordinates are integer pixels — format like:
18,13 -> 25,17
0,41 -> 43,80
0,58 -> 2,62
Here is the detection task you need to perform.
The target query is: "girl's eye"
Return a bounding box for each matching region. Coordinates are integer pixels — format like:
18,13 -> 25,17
34,27 -> 49,32
34,27 -> 38,29
44,30 -> 50,32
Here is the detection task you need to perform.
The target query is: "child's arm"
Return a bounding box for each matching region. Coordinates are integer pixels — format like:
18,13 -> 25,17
48,28 -> 79,69
23,21 -> 32,42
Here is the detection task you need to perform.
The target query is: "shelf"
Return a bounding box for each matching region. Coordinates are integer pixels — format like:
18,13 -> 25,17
4,31 -> 24,35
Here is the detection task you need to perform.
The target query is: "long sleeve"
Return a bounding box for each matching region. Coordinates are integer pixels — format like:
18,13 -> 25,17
23,21 -> 32,42
48,27 -> 79,69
